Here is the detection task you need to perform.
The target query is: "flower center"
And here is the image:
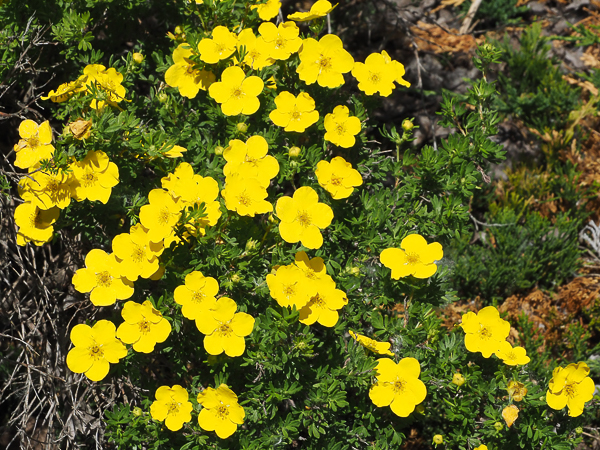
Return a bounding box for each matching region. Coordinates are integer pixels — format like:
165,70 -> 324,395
335,123 -> 346,135
96,271 -> 113,287
167,400 -> 180,415
405,252 -> 420,265
369,72 -> 381,84
83,172 -> 98,188
232,87 -> 244,99
391,378 -> 406,394
275,37 -> 285,49
330,175 -> 343,186
308,293 -> 325,308
296,211 -> 311,228
478,326 -> 492,340
46,178 -> 60,194
138,319 -> 151,334
217,322 -> 233,337
564,382 -> 577,399
216,404 -> 229,418
158,207 -> 171,226
283,283 -> 297,299
88,344 -> 104,360
27,135 -> 40,148
238,192 -> 252,207
192,290 -> 205,303
131,244 -> 145,263
317,55 -> 332,71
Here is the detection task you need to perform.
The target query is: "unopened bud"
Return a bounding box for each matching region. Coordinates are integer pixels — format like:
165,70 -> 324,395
493,421 -> 503,432
230,274 -> 241,283
402,119 -> 414,131
132,407 -> 143,417
349,267 -> 360,277
174,26 -> 183,35
214,146 -> 224,155
236,122 -> 248,133
452,373 -> 465,387
132,53 -> 144,65
288,146 -> 301,158
157,92 -> 168,103
245,239 -> 258,251
433,435 -> 443,445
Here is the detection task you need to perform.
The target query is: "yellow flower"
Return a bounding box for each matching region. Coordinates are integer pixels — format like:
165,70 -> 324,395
150,385 -> 193,431
13,120 -> 55,170
195,297 -> 255,357
66,320 -> 127,381
79,64 -> 127,109
174,271 -> 219,321
165,43 -> 216,99
315,156 -> 363,199
116,300 -> 171,353
381,50 -> 410,87
507,380 -> 527,402
293,251 -> 331,291
495,341 -> 530,366
139,188 -> 183,243
502,404 -> 519,428
18,169 -> 74,210
288,0 -> 336,22
379,233 -> 443,279
433,435 -> 444,445
323,105 -> 361,148
459,306 -> 510,358
298,279 -> 347,327
258,21 -> 302,61
369,357 -> 427,417
198,26 -> 238,64
266,264 -> 314,309
275,186 -> 334,249
208,66 -> 264,116
269,91 -> 319,133
14,202 -> 60,246
352,52 -> 398,97
546,362 -> 595,417
197,384 -> 245,439
296,34 -> 354,88
251,0 -> 281,20
474,446 -> 488,450
111,224 -> 164,281
349,330 -> 393,356
41,79 -> 86,103
222,135 -> 280,187
236,29 -> 275,70
452,373 -> 465,387
221,173 -> 273,217
72,249 -> 134,306
162,144 -> 187,158
70,150 -> 119,204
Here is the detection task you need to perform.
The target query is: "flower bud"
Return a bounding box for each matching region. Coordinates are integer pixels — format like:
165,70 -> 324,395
132,52 -> 144,65
402,119 -> 414,131
157,92 -> 168,103
452,373 -> 465,387
245,239 -> 258,252
236,122 -> 248,134
433,435 -> 443,445
349,267 -> 360,277
132,407 -> 143,417
288,146 -> 301,158
230,274 -> 241,284
576,427 -> 583,435
493,421 -> 503,432
415,404 -> 425,414
214,146 -> 224,155
174,26 -> 183,35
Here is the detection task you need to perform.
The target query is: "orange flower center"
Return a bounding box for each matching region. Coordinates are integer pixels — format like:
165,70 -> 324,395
96,271 -> 113,287
296,211 -> 312,228
138,319 -> 151,334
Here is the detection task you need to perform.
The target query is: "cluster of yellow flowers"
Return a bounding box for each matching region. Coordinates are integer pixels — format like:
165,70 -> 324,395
13,119 -> 119,246
42,64 -> 127,109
